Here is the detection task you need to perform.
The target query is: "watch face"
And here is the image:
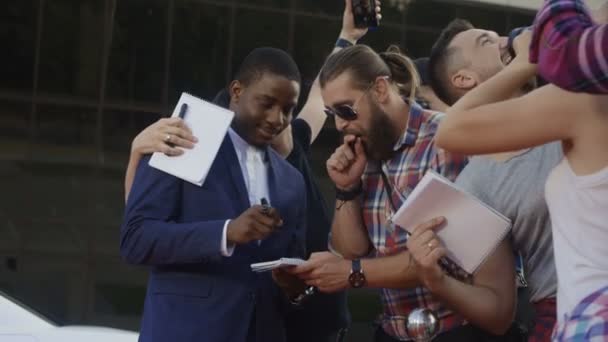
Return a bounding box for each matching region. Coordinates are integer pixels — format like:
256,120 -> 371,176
349,272 -> 366,288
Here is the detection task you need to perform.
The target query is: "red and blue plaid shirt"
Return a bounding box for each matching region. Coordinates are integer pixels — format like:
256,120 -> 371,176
529,0 -> 608,94
361,103 -> 468,340
552,285 -> 608,341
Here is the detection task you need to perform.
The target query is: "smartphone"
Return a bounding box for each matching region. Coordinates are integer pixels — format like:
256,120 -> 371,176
352,0 -> 379,29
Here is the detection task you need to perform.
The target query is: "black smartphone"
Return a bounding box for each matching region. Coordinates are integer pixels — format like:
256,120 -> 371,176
352,0 -> 379,29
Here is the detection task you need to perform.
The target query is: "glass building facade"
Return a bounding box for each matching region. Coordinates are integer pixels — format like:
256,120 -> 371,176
0,0 -> 534,335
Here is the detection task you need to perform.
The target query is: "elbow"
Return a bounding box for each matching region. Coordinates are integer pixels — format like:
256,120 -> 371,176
330,236 -> 370,260
120,225 -> 148,265
486,317 -> 513,336
485,299 -> 517,335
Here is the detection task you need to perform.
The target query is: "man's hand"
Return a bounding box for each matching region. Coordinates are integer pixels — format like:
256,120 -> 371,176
405,217 -> 448,292
131,117 -> 198,156
326,135 -> 367,190
290,252 -> 351,293
511,29 -> 536,72
272,268 -> 307,298
340,0 -> 383,43
227,206 -> 283,245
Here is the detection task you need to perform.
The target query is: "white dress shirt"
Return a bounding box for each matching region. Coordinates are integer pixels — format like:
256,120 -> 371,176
220,128 -> 270,256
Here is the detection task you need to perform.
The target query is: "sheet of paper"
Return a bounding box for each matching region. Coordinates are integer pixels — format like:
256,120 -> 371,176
149,93 -> 234,186
391,171 -> 512,274
250,258 -> 306,272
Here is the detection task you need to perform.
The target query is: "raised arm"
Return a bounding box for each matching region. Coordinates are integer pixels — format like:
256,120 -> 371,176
529,0 -> 608,94
124,117 -> 197,202
436,32 -> 580,155
297,0 -> 382,144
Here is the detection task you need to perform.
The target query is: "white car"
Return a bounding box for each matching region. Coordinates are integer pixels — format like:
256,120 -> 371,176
0,291 -> 138,342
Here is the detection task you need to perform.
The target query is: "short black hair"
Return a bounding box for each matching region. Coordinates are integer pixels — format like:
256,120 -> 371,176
212,88 -> 230,109
414,57 -> 430,86
428,19 -> 474,106
234,47 -> 301,86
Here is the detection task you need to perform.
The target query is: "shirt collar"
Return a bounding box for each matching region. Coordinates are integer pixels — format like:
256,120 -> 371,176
393,100 -> 425,151
228,128 -> 266,159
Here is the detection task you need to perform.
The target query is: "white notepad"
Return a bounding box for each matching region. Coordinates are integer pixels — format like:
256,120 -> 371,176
149,93 -> 234,186
391,171 -> 512,274
250,258 -> 306,272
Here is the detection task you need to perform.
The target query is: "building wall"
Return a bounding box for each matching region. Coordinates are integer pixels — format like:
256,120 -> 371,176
0,0 -> 534,334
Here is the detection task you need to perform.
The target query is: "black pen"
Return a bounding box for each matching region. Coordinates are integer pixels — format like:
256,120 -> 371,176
178,103 -> 188,119
260,198 -> 270,215
167,103 -> 188,148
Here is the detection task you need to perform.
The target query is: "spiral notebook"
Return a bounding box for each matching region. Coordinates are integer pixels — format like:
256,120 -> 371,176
149,93 -> 234,186
391,171 -> 512,275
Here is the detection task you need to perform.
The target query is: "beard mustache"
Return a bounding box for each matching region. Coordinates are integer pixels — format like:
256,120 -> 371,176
362,100 -> 400,161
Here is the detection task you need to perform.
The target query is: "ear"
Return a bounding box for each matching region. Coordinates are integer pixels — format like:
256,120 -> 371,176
451,69 -> 478,91
373,76 -> 391,104
229,80 -> 243,104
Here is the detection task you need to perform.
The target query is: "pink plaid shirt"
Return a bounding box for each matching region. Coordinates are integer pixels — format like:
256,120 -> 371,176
361,103 -> 468,340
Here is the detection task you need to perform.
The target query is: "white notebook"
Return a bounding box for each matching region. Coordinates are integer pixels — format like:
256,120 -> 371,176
391,171 -> 512,274
149,93 -> 234,186
250,258 -> 306,272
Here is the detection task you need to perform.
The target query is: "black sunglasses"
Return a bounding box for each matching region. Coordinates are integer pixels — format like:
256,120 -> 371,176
324,76 -> 389,121
324,104 -> 358,121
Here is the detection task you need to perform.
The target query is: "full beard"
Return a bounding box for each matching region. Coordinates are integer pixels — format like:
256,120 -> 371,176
364,101 -> 400,161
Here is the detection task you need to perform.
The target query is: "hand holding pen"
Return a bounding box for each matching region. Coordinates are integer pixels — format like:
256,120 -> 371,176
226,197 -> 283,245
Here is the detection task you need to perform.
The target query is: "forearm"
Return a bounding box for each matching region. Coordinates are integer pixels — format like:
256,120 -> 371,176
362,252 -> 420,289
124,152 -> 142,202
298,34 -> 359,144
121,218 -> 226,265
430,276 -> 515,335
448,61 -> 536,115
330,199 -> 371,259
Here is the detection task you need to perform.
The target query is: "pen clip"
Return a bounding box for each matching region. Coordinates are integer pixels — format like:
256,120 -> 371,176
178,103 -> 188,119
260,198 -> 270,215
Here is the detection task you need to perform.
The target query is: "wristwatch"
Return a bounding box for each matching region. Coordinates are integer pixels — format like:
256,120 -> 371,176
348,259 -> 367,288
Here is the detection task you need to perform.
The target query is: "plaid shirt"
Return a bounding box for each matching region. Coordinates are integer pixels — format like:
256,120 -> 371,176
529,0 -> 608,94
361,103 -> 468,340
529,298 -> 557,342
552,286 -> 608,341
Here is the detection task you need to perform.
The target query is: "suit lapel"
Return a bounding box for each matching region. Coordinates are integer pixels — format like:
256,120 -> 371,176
218,136 -> 250,212
266,149 -> 283,217
259,150 -> 289,253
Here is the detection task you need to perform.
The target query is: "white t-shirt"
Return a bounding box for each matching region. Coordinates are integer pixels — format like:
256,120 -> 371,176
545,157 -> 608,321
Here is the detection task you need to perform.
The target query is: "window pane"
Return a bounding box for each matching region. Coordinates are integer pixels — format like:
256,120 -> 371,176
0,1 -> 37,91
296,0 -> 342,15
406,0 -> 458,30
107,0 -> 168,103
35,105 -> 96,148
169,3 -> 231,103
236,0 -> 287,7
293,16 -> 339,82
457,4 -> 507,34
509,11 -> 535,31
232,9 -> 290,73
103,110 -> 161,153
38,0 -> 104,98
359,27 -> 404,53
0,101 -> 29,143
403,29 -> 438,59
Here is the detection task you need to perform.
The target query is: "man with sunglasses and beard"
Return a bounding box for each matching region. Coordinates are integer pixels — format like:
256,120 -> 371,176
289,44 -> 516,341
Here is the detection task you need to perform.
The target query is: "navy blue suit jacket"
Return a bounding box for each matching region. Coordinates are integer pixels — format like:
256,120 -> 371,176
121,135 -> 307,342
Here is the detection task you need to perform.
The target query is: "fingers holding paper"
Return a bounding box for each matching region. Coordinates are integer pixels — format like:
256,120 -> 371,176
131,117 -> 198,157
290,252 -> 350,293
272,268 -> 307,298
406,217 -> 448,291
